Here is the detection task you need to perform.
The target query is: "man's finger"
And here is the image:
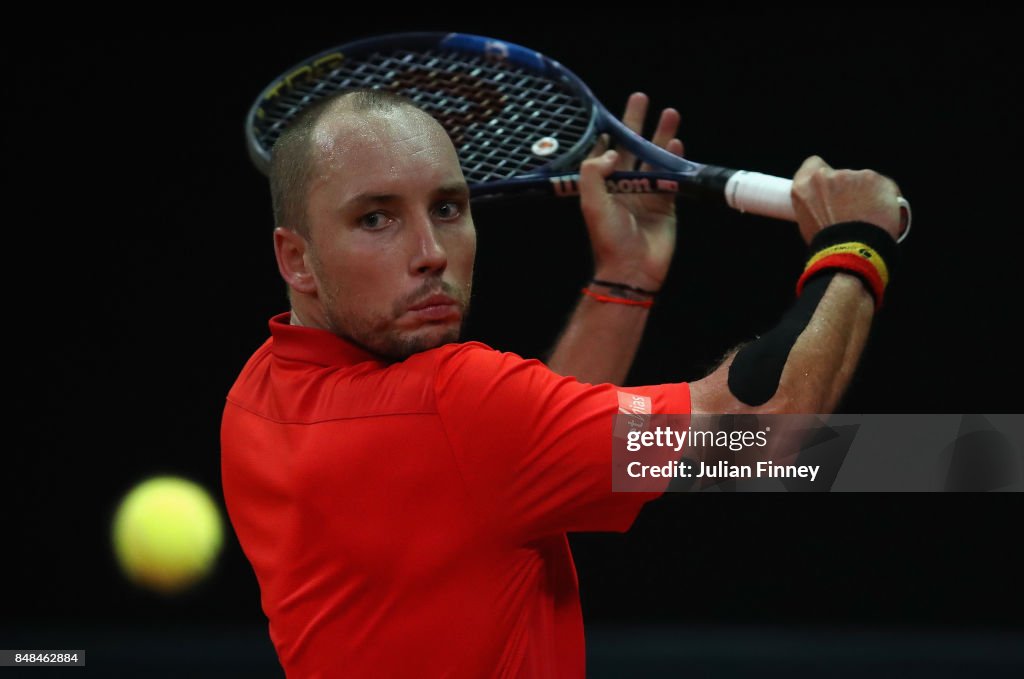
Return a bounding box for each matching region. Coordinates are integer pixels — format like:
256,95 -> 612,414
615,92 -> 648,171
639,108 -> 682,172
793,155 -> 832,183
586,133 -> 611,160
579,149 -> 617,221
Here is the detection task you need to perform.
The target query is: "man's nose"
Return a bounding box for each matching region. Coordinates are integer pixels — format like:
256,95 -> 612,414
409,214 -> 448,275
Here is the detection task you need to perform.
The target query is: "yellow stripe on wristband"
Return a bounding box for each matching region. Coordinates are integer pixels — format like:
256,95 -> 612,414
805,242 -> 889,287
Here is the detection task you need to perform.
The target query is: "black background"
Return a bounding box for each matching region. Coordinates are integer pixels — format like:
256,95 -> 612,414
6,8 -> 1023,673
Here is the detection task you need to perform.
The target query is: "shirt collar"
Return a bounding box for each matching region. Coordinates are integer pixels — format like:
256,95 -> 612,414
268,312 -> 382,367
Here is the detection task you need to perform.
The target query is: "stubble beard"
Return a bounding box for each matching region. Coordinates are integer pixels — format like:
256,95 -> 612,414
320,278 -> 471,362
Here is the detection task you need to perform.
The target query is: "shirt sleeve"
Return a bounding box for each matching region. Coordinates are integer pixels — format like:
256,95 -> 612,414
433,342 -> 690,542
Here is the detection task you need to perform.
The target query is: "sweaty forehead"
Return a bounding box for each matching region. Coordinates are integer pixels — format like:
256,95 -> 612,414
310,106 -> 460,181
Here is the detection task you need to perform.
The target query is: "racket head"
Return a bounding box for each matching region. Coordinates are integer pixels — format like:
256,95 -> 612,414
245,32 -> 698,193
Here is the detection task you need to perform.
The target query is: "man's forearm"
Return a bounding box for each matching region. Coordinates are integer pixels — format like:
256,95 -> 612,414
546,294 -> 651,386
776,272 -> 875,413
693,272 -> 875,415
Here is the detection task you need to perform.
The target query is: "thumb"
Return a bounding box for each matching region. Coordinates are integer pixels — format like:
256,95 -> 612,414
579,149 -> 617,219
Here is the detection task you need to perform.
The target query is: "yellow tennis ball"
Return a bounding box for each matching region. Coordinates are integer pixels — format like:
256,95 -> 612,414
112,476 -> 224,594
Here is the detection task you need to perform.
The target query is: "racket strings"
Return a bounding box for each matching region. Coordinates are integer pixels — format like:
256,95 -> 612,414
254,48 -> 593,184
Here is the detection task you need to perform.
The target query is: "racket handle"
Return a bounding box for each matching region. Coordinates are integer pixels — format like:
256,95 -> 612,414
723,171 -> 796,221
723,169 -> 913,242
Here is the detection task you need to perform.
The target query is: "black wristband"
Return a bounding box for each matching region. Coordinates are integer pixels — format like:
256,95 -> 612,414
808,221 -> 901,278
798,221 -> 901,307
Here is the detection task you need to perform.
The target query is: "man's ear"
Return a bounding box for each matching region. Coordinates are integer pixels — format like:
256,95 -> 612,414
273,227 -> 318,295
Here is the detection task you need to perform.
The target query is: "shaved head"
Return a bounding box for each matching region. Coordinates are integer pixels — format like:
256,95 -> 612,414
269,90 -> 441,237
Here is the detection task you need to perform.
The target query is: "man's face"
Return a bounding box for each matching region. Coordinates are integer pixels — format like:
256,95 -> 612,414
303,106 -> 476,360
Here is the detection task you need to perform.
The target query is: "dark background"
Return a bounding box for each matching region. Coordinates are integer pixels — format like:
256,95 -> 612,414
6,9 -> 1023,676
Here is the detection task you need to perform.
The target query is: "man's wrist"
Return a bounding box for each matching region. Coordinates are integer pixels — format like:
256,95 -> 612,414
581,287 -> 654,309
592,267 -> 663,296
587,277 -> 658,302
797,221 -> 899,309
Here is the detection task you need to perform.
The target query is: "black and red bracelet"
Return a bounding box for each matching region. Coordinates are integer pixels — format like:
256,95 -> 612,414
580,287 -> 654,308
589,278 -> 659,297
582,278 -> 658,308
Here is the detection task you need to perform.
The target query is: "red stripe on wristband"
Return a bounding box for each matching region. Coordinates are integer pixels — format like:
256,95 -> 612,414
581,287 -> 654,308
796,252 -> 886,307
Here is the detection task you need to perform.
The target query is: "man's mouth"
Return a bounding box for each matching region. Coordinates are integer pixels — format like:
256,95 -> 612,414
406,293 -> 461,321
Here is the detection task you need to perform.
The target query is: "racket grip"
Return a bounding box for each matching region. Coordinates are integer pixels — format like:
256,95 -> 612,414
724,170 -> 913,242
723,171 -> 797,221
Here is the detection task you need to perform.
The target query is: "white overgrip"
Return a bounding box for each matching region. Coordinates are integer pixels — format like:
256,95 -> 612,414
724,170 -> 913,242
724,171 -> 796,221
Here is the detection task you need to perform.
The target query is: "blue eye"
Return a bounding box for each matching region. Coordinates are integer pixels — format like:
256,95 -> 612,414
435,200 -> 461,220
359,212 -> 388,230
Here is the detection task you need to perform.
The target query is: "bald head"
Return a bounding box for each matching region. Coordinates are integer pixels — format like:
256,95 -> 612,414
269,90 -> 445,237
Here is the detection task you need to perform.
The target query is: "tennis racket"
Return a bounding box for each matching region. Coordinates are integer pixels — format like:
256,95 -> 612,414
246,32 -> 911,239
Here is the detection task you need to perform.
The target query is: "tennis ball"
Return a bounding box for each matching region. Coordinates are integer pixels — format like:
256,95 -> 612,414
112,476 -> 224,594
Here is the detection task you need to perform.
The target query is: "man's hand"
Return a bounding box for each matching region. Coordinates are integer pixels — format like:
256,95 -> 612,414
692,156 -> 908,415
791,155 -> 905,244
545,94 -> 682,384
578,93 -> 684,292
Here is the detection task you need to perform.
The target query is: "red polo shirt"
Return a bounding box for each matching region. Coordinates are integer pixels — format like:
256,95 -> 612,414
221,313 -> 690,678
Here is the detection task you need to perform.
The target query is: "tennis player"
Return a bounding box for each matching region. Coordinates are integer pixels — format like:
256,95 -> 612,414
221,89 -> 904,677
